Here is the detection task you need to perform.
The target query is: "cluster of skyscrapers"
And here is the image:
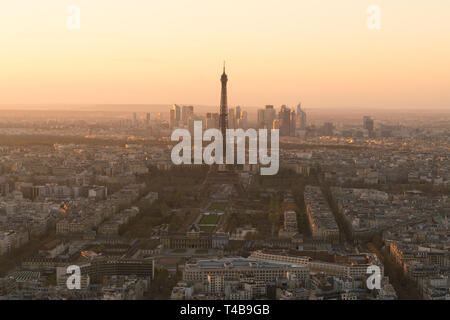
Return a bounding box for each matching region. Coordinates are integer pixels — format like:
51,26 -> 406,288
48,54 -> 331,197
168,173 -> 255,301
257,104 -> 307,137
169,105 -> 194,129
168,103 -> 306,136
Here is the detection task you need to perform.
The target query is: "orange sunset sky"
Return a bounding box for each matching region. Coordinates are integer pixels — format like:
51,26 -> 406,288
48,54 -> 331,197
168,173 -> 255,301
1,0 -> 450,110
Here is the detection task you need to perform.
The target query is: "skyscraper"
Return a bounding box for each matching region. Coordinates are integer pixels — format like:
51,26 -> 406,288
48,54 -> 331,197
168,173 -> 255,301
182,105 -> 194,124
363,116 -> 375,138
322,122 -> 334,136
228,108 -> 235,129
257,109 -> 265,129
297,103 -> 307,130
290,111 -> 297,136
235,106 -> 241,121
169,109 -> 176,129
257,105 -> 276,129
279,105 -> 291,136
172,105 -> 181,123
238,111 -> 248,129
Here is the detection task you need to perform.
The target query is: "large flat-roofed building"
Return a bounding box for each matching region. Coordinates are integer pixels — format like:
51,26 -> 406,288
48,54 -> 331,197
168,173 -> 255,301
76,258 -> 155,279
250,250 -> 311,266
183,258 -> 309,283
249,250 -> 383,280
55,258 -> 154,290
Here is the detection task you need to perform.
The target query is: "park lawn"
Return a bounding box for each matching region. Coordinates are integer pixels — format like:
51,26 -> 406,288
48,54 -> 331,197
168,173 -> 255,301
199,214 -> 220,225
208,202 -> 227,212
199,225 -> 216,233
172,249 -> 187,254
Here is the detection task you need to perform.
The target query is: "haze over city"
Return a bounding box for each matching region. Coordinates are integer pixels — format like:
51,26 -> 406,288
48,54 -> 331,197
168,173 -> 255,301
1,0 -> 450,109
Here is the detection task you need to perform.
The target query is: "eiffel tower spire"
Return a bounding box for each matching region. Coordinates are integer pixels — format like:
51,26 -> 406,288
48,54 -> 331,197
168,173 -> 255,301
219,62 -> 228,153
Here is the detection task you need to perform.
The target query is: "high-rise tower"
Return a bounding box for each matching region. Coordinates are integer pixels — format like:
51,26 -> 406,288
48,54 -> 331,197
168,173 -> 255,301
219,62 -> 228,145
201,63 -> 244,199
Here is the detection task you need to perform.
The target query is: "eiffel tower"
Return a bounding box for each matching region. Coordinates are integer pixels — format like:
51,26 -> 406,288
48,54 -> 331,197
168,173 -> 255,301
201,63 -> 245,199
219,61 -> 228,156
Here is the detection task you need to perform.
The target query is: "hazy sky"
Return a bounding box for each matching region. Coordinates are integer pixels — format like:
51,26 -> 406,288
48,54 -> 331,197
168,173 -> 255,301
1,0 -> 450,109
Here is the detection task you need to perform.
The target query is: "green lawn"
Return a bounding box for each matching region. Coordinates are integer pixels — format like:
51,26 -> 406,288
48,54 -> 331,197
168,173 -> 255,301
208,202 -> 227,212
199,225 -> 216,233
199,214 -> 220,225
172,249 -> 187,254
195,249 -> 209,254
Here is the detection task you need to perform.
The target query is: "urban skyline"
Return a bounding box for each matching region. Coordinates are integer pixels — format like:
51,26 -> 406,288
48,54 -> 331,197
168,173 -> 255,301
0,1 -> 449,307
